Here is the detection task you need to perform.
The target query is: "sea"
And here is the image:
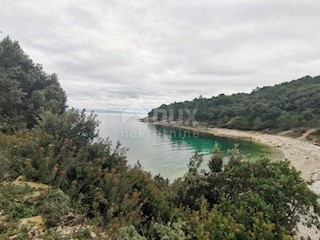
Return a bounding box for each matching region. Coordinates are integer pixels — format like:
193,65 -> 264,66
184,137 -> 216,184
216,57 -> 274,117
96,112 -> 282,180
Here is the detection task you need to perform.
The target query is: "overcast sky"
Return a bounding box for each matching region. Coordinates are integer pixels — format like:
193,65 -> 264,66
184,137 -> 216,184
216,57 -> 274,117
1,0 -> 320,112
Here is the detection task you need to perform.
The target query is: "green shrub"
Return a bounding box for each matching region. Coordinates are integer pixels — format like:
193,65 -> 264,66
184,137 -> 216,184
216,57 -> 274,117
0,184 -> 37,220
37,189 -> 70,227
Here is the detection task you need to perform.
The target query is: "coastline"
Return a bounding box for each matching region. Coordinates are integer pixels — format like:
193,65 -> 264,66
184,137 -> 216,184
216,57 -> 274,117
145,120 -> 320,185
150,121 -> 320,239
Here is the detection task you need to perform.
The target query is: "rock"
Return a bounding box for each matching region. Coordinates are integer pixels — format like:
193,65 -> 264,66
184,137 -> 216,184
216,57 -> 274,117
3,173 -> 10,180
13,176 -> 50,190
28,227 -> 43,239
9,234 -> 19,239
90,231 -> 97,238
19,215 -> 44,231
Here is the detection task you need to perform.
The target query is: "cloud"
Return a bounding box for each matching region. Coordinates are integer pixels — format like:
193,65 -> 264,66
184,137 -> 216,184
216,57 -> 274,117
1,0 -> 320,111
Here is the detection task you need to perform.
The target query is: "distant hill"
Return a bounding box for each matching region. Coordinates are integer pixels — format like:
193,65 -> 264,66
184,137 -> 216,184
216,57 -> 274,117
148,75 -> 320,131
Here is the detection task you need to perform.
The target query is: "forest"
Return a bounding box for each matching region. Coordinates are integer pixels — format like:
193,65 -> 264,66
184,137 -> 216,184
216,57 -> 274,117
0,37 -> 319,239
148,75 -> 320,131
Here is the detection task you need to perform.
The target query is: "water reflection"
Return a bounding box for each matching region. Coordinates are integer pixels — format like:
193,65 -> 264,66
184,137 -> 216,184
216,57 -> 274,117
97,113 -> 281,180
153,125 -> 271,159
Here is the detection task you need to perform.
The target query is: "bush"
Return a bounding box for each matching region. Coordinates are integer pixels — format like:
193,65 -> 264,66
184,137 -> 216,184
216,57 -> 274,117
38,189 -> 70,227
171,146 -> 320,238
0,184 -> 37,220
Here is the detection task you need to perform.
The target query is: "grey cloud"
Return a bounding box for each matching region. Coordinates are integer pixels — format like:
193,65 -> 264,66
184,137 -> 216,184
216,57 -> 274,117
1,0 -> 320,111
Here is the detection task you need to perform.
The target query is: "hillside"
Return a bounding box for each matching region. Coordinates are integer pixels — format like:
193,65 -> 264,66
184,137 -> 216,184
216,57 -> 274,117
148,76 -> 320,131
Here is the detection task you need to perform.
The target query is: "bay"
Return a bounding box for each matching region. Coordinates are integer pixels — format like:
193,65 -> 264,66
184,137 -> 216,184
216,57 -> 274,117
97,112 -> 282,180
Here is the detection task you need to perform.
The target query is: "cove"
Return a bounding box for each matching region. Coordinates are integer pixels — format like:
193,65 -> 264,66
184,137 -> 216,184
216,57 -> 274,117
97,112 -> 282,180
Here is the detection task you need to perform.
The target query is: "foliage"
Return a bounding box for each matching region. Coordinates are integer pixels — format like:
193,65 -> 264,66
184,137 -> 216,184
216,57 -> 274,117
0,184 -> 37,220
1,98 -> 319,240
37,189 -> 70,227
119,225 -> 147,240
150,220 -> 188,239
0,108 -> 171,237
0,36 -> 66,132
149,75 -> 320,131
1,36 -> 319,239
170,146 -> 320,238
0,184 -> 82,239
208,142 -> 223,173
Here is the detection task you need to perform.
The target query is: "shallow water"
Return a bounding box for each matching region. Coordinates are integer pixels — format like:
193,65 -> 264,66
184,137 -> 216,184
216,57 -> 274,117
97,112 -> 282,180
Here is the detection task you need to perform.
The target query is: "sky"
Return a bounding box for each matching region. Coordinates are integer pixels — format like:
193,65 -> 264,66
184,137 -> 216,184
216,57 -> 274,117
1,0 -> 320,113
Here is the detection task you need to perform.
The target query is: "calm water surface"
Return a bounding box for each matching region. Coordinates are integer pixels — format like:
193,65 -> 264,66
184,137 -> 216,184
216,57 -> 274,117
97,112 -> 282,180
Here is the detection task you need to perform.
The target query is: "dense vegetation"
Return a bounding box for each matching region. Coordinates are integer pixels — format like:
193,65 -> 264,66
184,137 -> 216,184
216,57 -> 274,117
0,37 -> 66,132
148,76 -> 320,131
0,36 -> 320,239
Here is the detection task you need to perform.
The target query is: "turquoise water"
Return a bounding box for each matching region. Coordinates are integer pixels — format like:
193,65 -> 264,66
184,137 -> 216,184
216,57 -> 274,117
97,112 -> 282,180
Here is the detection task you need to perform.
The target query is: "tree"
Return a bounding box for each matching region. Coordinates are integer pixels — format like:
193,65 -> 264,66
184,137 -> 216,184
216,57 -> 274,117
0,71 -> 25,132
208,142 -> 223,173
149,75 -> 320,131
0,36 -> 67,132
171,146 -> 320,238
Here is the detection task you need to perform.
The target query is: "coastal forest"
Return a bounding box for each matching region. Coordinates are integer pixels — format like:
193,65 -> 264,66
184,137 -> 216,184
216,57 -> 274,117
148,75 -> 320,132
1,37 -> 320,239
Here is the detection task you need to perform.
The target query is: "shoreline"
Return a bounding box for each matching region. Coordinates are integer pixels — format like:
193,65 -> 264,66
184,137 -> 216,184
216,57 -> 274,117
147,120 -> 320,184
148,121 -> 320,238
